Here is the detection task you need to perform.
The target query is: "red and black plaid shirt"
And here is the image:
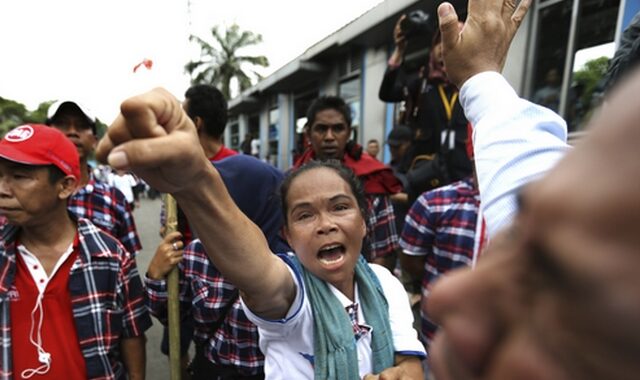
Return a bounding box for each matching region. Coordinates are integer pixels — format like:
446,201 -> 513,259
68,173 -> 142,255
0,218 -> 152,379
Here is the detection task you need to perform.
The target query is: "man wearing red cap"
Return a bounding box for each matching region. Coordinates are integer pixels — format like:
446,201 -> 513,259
46,100 -> 142,256
0,124 -> 151,379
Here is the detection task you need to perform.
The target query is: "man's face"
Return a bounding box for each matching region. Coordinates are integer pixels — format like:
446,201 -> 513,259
427,71 -> 640,379
307,109 -> 351,160
366,141 -> 380,158
0,161 -> 67,227
49,104 -> 96,160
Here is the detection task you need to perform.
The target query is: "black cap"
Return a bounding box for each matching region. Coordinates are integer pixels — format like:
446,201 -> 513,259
386,125 -> 413,146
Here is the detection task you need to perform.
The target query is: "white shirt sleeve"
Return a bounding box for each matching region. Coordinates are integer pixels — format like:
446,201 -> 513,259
459,72 -> 570,237
370,265 -> 426,357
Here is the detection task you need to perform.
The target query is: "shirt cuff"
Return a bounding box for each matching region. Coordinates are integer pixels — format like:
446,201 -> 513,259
459,71 -> 519,127
144,274 -> 168,293
401,248 -> 426,257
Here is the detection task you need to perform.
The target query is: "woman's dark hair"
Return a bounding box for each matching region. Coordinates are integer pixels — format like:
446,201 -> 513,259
280,160 -> 368,225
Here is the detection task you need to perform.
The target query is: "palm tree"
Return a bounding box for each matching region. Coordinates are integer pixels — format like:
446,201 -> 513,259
185,24 -> 269,99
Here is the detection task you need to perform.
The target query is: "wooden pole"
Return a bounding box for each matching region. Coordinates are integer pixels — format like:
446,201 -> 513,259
164,194 -> 181,380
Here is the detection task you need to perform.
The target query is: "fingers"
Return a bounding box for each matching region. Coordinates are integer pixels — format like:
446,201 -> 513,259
148,232 -> 184,280
511,0 -> 532,26
95,133 -> 115,164
165,232 -> 184,253
106,131 -> 198,171
394,15 -> 407,48
437,3 -> 461,52
164,231 -> 183,244
394,14 -> 406,30
96,87 -> 196,169
119,87 -> 185,138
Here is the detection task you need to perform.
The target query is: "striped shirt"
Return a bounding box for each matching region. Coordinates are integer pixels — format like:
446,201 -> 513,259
68,174 -> 142,255
400,177 -> 480,348
366,194 -> 399,260
0,218 -> 152,379
460,72 -> 569,236
145,239 -> 264,376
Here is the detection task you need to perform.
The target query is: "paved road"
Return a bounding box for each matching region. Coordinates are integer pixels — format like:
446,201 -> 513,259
132,196 -> 171,379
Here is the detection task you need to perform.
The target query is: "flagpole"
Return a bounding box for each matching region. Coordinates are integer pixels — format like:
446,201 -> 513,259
131,56 -> 181,379
164,194 -> 182,380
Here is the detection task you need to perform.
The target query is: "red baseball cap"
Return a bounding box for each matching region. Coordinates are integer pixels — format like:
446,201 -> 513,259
0,124 -> 81,180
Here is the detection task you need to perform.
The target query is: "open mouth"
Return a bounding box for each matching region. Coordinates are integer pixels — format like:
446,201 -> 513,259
317,243 -> 346,265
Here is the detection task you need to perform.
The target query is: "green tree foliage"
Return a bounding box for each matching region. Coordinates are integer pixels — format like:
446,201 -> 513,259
0,98 -> 55,136
573,56 -> 610,108
95,120 -> 108,139
0,98 -> 107,138
185,24 -> 269,99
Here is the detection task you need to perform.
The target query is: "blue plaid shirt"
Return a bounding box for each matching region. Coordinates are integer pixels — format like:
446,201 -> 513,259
400,177 -> 480,348
68,174 -> 142,256
0,218 -> 152,379
366,194 -> 399,260
145,239 -> 264,376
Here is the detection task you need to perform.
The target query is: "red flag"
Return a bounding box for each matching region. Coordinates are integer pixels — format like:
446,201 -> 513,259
133,58 -> 153,73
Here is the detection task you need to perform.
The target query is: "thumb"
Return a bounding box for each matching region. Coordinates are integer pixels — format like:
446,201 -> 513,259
438,2 -> 461,50
106,132 -> 197,171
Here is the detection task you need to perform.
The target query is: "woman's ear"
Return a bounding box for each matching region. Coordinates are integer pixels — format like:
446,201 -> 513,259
359,215 -> 367,240
282,225 -> 293,248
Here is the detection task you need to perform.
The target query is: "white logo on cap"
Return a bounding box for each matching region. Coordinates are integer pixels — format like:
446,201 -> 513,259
5,125 -> 34,142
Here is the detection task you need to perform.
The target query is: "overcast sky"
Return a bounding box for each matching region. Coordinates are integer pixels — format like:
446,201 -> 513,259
0,0 -> 383,123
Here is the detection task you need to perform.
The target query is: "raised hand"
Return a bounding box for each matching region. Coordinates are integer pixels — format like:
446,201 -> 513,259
147,231 -> 184,280
388,14 -> 408,67
95,88 -> 211,194
393,14 -> 408,49
437,0 -> 531,88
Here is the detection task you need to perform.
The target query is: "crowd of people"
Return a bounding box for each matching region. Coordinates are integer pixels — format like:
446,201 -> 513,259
1,0 -> 640,379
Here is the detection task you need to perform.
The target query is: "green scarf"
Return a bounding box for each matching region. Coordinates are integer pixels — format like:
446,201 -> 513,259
286,254 -> 395,379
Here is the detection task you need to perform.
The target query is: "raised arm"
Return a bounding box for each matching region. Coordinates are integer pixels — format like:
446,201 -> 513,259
437,0 -> 570,235
437,0 -> 530,89
379,15 -> 410,102
96,89 -> 295,319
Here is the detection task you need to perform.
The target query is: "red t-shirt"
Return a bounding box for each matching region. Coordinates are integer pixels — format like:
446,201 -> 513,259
210,145 -> 238,161
11,239 -> 86,379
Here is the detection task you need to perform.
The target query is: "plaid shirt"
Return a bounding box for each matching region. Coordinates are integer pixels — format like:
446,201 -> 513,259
68,174 -> 142,255
366,194 -> 399,260
0,218 -> 152,379
145,239 -> 264,376
400,177 -> 480,348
